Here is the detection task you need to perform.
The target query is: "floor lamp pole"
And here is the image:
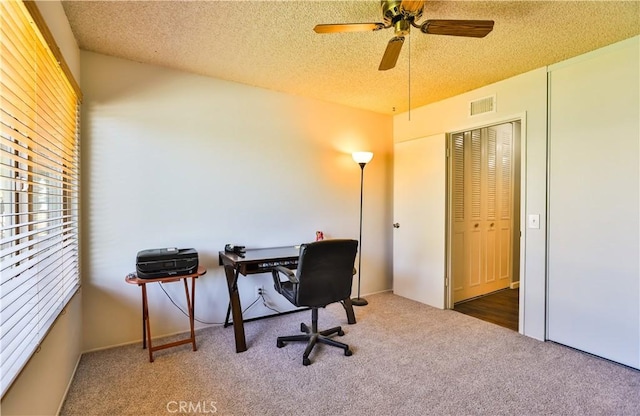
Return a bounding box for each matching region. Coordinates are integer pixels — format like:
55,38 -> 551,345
352,161 -> 368,306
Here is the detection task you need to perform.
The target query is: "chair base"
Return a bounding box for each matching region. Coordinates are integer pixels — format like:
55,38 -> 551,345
277,309 -> 352,366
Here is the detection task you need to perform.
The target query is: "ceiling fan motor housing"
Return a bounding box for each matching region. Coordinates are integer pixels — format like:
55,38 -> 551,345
381,0 -> 403,23
382,0 -> 423,36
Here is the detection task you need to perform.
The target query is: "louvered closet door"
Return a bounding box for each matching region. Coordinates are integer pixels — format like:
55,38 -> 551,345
452,125 -> 513,303
494,125 -> 514,285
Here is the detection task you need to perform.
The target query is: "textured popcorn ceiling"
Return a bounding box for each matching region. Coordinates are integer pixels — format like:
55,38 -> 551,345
61,1 -> 640,115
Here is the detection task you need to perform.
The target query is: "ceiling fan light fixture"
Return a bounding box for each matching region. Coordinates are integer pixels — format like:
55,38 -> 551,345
399,0 -> 424,21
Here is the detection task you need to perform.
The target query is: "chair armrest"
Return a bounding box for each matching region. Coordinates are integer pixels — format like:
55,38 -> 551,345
275,265 -> 299,283
271,265 -> 298,294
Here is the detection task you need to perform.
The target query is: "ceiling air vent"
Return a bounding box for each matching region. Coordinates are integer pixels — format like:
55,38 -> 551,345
469,95 -> 496,116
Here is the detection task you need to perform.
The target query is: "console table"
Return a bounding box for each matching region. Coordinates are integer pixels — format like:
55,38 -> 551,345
126,266 -> 206,362
219,246 -> 356,353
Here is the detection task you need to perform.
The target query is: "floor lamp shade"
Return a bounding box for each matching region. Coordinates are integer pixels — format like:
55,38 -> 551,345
351,151 -> 372,306
352,151 -> 373,165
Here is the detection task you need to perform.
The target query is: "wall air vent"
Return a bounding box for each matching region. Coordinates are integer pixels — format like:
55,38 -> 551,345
469,95 -> 496,116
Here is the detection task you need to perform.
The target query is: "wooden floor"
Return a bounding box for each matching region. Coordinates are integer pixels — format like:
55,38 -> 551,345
454,288 -> 519,331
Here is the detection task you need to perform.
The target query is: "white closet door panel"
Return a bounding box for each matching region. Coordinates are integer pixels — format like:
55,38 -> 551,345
547,39 -> 639,368
393,134 -> 446,308
499,227 -> 511,280
468,229 -> 482,287
452,231 -> 465,293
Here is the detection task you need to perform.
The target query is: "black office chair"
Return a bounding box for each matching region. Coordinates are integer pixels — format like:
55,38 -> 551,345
271,239 -> 359,366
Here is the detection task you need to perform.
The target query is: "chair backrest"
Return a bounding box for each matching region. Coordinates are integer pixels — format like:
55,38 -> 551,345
294,239 -> 358,307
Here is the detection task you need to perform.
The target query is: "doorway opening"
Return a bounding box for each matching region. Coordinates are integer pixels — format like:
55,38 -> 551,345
446,120 -> 522,331
453,288 -> 519,331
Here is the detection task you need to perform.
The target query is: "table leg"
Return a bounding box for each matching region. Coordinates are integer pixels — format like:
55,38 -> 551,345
141,283 -> 154,362
183,277 -> 197,351
142,286 -> 147,350
343,297 -> 357,324
224,303 -> 232,327
224,265 -> 247,352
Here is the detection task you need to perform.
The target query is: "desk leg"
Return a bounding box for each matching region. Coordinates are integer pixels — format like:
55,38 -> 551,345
141,283 -> 154,362
141,285 -> 147,350
343,298 -> 357,325
224,265 -> 247,353
183,277 -> 197,351
224,303 -> 232,327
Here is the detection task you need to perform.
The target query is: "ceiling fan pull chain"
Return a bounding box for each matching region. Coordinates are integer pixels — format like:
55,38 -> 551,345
408,34 -> 411,121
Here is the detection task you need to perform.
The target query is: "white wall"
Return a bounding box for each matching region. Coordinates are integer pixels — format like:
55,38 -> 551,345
0,2 -> 83,415
393,68 -> 549,340
80,51 -> 394,351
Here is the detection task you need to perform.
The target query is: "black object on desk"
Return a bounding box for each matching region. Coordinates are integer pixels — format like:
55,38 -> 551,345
219,246 -> 357,353
136,247 -> 198,279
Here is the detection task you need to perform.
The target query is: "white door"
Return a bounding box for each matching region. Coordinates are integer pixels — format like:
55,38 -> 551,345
393,134 -> 446,309
547,39 -> 639,369
451,124 -> 513,303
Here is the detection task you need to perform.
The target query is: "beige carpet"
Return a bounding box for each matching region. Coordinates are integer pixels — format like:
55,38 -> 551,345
61,292 -> 640,415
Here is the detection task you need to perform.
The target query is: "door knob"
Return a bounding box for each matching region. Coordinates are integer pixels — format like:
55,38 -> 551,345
393,223 -> 400,228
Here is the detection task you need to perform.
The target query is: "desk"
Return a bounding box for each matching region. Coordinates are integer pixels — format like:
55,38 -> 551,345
125,266 -> 206,362
219,246 -> 356,353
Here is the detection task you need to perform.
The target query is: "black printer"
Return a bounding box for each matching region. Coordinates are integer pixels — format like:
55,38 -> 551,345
136,247 -> 198,279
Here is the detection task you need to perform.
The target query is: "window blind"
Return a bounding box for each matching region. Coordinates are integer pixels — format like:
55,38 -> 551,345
0,0 -> 80,397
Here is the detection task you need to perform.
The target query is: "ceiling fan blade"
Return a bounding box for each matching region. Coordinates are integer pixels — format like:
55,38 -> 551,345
379,37 -> 404,71
313,23 -> 385,34
420,19 -> 494,38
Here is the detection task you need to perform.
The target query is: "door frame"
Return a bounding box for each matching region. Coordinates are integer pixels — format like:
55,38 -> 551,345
444,113 -> 527,334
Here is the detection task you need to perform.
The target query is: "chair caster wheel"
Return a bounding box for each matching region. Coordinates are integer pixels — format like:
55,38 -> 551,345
345,349 -> 352,357
303,358 -> 311,366
277,340 -> 285,348
337,329 -> 345,336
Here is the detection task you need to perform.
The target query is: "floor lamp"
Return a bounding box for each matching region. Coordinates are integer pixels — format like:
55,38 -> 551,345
351,151 -> 373,306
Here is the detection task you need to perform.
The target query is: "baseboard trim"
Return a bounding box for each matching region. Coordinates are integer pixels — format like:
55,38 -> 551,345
56,353 -> 82,416
510,281 -> 520,289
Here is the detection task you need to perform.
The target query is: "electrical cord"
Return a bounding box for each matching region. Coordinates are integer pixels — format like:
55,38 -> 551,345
157,282 -> 223,325
259,291 -> 283,314
157,281 -> 274,325
241,295 -> 262,314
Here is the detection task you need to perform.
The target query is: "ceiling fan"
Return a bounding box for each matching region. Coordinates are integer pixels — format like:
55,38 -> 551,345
314,0 -> 494,71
